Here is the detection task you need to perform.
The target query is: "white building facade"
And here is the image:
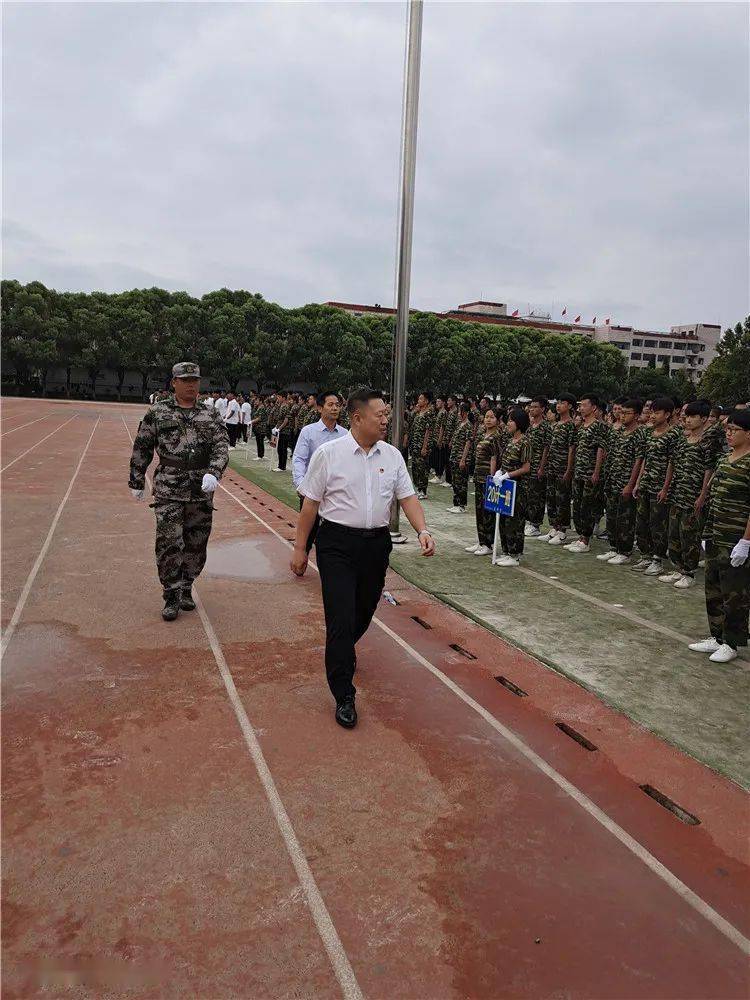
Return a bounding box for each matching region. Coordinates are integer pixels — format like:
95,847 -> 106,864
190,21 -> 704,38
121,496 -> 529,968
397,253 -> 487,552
588,322 -> 721,382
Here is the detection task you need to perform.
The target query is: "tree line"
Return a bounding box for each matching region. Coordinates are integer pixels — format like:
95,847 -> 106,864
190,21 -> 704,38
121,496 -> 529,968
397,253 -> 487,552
1,280 -> 745,405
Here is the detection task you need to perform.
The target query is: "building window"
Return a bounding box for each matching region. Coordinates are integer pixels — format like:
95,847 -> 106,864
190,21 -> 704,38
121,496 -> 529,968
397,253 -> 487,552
630,352 -> 642,361
644,339 -> 657,347
611,341 -> 630,350
672,356 -> 684,364
660,342 -> 672,349
698,358 -> 704,365
699,344 -> 705,351
657,355 -> 670,362
632,338 -> 642,346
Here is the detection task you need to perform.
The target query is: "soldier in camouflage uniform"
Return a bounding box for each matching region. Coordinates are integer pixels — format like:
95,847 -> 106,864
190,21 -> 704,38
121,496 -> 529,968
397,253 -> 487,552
688,409 -> 750,663
543,394 -> 577,544
443,396 -> 458,487
665,400 -> 718,587
448,403 -> 473,511
289,394 -> 301,453
632,396 -> 682,575
525,397 -> 552,536
492,407 -> 531,565
430,397 -> 447,484
409,392 -> 435,498
467,408 -> 501,555
274,392 -> 292,471
598,399 -> 644,564
566,394 -> 608,553
129,362 -> 229,621
304,394 -> 319,426
252,396 -> 269,459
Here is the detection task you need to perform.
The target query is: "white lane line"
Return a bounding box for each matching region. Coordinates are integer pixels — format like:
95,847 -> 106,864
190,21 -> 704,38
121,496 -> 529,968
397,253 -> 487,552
120,420 -> 364,1000
1,415 -> 48,436
1,415 -> 78,473
1,418 -> 100,657
218,478 -> 750,958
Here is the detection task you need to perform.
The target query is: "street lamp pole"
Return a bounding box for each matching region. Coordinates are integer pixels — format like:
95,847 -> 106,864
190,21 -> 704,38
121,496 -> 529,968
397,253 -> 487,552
390,0 -> 423,543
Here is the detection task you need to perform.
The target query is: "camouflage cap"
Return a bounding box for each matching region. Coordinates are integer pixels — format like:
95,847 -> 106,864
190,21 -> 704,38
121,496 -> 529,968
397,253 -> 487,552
172,362 -> 200,379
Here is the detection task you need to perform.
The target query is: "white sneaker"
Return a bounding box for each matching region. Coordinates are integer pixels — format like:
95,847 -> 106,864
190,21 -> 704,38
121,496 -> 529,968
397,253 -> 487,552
674,575 -> 695,589
709,644 -> 738,663
474,545 -> 492,556
495,555 -> 520,566
658,572 -> 682,584
429,476 -> 440,484
643,560 -> 663,576
446,505 -> 465,513
417,491 -> 427,500
566,540 -> 590,553
688,637 -> 721,653
524,524 -> 541,537
548,531 -> 567,545
597,550 -> 618,561
252,457 -> 263,462
607,554 -> 630,565
631,558 -> 651,572
535,531 -> 554,542
442,481 -> 452,488
273,467 -> 285,473
465,543 -> 480,553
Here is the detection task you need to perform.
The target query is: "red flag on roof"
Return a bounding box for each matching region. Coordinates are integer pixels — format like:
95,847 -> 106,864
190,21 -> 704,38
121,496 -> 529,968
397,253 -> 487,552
574,315 -> 581,323
511,309 -> 519,317
561,307 -> 567,316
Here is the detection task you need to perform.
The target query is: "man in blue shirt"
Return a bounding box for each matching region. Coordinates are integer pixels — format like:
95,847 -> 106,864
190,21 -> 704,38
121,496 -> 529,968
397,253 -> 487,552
292,390 -> 347,550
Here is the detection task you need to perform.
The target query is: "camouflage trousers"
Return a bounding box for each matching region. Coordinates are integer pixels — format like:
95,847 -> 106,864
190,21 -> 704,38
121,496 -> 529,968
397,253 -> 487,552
572,477 -> 602,540
498,495 -> 526,556
154,499 -> 214,597
546,475 -> 572,529
410,451 -> 430,493
668,505 -> 704,575
605,491 -> 637,555
451,461 -> 468,507
704,541 -> 749,649
474,476 -> 495,547
635,493 -> 670,560
527,475 -> 547,528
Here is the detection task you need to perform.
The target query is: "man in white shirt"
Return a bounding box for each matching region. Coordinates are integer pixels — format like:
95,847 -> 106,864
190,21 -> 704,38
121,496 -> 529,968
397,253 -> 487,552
292,390 -> 346,552
239,395 -> 252,443
224,392 -> 241,448
293,388 -> 435,729
215,392 -> 228,421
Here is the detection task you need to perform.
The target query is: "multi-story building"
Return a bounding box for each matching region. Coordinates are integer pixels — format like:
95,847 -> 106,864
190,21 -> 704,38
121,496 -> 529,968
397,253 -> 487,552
324,300 -> 721,382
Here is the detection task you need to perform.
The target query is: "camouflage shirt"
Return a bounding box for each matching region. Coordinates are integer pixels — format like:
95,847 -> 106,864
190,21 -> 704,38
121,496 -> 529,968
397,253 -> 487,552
573,420 -> 608,480
527,419 -> 552,475
499,434 -> 531,499
276,402 -> 292,433
445,408 -> 458,446
409,408 -> 434,453
474,429 -> 499,480
435,408 -> 447,445
704,453 -> 750,553
546,420 -> 577,478
671,433 -> 718,511
128,396 -> 229,502
703,421 -> 729,466
606,426 -> 644,493
450,420 -> 472,463
304,405 -> 319,426
638,425 -> 682,498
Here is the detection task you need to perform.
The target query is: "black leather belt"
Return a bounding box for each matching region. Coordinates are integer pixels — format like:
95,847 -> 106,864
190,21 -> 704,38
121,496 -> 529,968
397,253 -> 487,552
320,520 -> 389,538
158,454 -> 208,471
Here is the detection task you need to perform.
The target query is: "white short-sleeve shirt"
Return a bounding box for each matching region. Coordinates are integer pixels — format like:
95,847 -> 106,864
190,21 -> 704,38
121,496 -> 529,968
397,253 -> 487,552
224,399 -> 241,424
299,432 -> 416,529
240,401 -> 252,423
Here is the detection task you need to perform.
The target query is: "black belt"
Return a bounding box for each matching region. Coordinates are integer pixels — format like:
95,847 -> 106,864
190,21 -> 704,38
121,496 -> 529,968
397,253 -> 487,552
320,520 -> 389,538
158,455 -> 208,472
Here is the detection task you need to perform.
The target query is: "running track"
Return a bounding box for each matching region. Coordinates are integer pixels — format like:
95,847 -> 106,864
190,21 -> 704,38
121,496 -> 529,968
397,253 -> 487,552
2,399 -> 749,998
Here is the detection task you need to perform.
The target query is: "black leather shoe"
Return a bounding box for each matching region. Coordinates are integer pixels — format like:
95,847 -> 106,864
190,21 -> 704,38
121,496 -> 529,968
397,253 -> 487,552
335,697 -> 357,729
180,586 -> 196,611
161,593 -> 180,621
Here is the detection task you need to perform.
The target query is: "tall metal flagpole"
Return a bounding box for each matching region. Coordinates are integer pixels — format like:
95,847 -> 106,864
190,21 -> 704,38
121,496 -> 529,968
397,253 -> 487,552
390,0 -> 423,543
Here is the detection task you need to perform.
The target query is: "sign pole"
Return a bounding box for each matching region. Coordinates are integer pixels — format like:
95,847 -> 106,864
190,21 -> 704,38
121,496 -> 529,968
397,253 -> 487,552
389,0 -> 423,544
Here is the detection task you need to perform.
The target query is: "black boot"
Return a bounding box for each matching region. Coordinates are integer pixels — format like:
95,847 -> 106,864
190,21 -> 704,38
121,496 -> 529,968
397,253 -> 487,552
335,696 -> 357,729
180,584 -> 196,611
162,591 -> 180,621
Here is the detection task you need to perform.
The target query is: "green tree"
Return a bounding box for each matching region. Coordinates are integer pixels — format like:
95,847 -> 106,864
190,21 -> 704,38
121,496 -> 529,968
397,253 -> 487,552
698,317 -> 750,406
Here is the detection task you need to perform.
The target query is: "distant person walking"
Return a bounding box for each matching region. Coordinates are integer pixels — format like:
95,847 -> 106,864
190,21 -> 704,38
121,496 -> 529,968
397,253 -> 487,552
291,391 -> 346,551
239,395 -> 252,443
292,389 -> 435,729
224,391 -> 241,448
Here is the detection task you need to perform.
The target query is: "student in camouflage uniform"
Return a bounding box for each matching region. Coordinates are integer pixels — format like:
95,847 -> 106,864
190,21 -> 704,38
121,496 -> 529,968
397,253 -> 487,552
543,394 -> 577,544
252,396 -> 269,459
665,400 -> 718,588
689,409 -> 750,663
703,405 -> 729,461
632,396 -> 682,575
566,394 -> 608,553
443,396 -> 458,487
273,392 -> 293,471
597,399 -> 644,565
409,391 -> 434,498
525,397 -> 552,537
491,407 -> 531,566
467,408 -> 502,555
448,403 -> 473,511
289,394 -> 301,453
430,397 -> 447,483
128,362 -> 229,621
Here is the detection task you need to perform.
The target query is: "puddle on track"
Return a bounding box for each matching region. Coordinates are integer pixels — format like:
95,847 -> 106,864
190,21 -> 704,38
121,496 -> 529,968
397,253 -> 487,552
204,538 -> 277,580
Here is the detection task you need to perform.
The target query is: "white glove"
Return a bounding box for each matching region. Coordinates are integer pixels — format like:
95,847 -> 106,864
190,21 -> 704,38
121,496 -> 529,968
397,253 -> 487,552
493,470 -> 509,485
130,488 -> 144,501
730,539 -> 750,567
202,473 -> 218,493
272,427 -> 280,437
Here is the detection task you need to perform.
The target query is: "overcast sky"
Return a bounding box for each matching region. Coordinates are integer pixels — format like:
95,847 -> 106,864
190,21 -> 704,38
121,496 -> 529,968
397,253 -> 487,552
3,2 -> 748,331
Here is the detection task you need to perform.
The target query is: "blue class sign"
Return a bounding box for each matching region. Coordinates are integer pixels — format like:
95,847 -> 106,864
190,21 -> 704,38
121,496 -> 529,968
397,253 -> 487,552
484,477 -> 516,516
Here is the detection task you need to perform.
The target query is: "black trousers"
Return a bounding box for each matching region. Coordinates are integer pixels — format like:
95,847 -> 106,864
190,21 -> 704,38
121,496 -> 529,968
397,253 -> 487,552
239,424 -> 248,442
278,434 -> 290,470
227,423 -> 240,446
298,494 -> 320,553
315,520 -> 392,703
254,431 -> 265,458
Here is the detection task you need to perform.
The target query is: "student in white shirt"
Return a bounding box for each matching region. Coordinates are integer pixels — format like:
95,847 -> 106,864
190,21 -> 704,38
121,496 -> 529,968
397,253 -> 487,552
239,396 -> 252,443
215,393 -> 228,421
293,388 -> 435,730
224,392 -> 241,448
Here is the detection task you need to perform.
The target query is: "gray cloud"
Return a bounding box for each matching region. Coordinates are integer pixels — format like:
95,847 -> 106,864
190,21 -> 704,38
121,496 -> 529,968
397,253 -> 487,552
3,1 -> 748,331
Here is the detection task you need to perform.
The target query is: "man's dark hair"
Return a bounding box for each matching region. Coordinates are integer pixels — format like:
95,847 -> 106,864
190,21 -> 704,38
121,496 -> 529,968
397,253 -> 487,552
317,389 -> 339,407
622,398 -> 644,414
558,392 -> 577,407
347,388 -> 382,415
420,390 -> 434,403
616,396 -> 628,406
710,404 -> 723,418
509,407 -> 530,432
532,396 -> 548,408
580,393 -> 599,408
651,396 -> 675,414
726,409 -> 750,431
459,401 -> 471,417
684,400 -> 710,418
